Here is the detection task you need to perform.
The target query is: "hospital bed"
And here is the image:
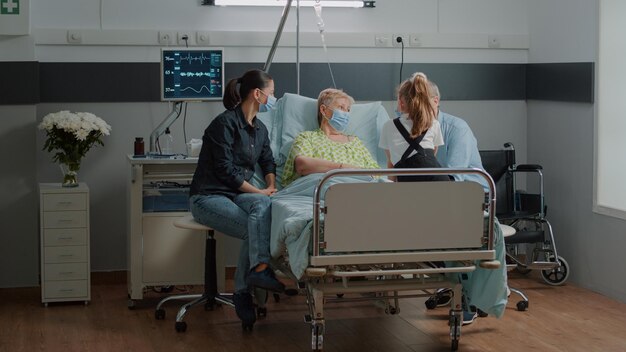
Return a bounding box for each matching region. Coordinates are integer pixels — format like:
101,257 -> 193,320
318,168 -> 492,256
255,94 -> 502,351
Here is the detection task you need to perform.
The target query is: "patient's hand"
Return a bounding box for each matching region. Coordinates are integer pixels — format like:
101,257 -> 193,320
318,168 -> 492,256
260,187 -> 277,196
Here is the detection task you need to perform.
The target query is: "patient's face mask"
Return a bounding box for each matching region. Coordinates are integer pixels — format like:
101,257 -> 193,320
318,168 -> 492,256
325,108 -> 350,132
258,90 -> 276,113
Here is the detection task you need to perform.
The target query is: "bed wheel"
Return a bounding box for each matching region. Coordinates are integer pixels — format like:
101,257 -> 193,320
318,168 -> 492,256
516,300 -> 528,311
425,297 -> 438,310
336,293 -> 344,298
385,306 -> 398,315
312,324 -> 324,351
541,255 -> 570,286
449,313 -> 461,351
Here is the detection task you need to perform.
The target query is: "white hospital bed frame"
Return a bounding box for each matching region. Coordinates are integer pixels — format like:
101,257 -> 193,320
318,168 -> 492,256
294,167 -> 498,351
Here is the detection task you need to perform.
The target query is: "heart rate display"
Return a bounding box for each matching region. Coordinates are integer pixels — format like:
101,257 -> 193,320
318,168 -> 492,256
161,48 -> 224,101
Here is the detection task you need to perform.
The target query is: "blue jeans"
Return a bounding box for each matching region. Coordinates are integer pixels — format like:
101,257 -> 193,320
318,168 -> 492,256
190,193 -> 271,293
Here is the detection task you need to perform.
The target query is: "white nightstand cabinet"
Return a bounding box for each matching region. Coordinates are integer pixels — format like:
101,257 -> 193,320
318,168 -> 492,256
39,183 -> 90,306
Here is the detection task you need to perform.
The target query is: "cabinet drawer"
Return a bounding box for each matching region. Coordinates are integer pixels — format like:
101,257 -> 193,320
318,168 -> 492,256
43,211 -> 87,229
45,263 -> 88,280
44,246 -> 87,263
44,280 -> 88,299
43,193 -> 87,211
44,228 -> 87,246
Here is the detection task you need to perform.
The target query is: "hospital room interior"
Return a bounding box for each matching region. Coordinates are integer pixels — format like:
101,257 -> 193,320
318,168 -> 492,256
2,0 -> 626,351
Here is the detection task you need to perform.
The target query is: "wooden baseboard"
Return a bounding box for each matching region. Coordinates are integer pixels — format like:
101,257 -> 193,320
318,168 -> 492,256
91,267 -> 237,285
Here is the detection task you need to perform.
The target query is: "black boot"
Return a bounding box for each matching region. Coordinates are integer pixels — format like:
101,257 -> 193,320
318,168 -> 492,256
233,292 -> 256,331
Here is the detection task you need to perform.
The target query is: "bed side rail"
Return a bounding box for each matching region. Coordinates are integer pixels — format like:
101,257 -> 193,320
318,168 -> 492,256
310,168 -> 497,267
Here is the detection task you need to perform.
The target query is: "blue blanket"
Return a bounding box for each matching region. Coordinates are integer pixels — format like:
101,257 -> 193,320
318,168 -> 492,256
270,173 -> 377,279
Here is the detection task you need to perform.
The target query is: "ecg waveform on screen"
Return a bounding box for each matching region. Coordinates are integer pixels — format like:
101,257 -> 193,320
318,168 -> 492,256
162,49 -> 223,100
179,53 -> 214,65
179,72 -> 212,77
180,85 -> 216,94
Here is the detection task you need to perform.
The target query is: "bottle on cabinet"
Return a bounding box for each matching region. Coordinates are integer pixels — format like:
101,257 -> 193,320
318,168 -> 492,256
134,137 -> 145,156
161,128 -> 174,155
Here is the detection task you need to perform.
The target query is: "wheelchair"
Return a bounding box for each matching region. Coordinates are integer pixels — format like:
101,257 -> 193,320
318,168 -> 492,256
479,143 -> 570,310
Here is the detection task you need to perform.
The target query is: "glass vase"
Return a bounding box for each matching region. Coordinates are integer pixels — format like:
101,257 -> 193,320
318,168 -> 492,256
59,162 -> 80,187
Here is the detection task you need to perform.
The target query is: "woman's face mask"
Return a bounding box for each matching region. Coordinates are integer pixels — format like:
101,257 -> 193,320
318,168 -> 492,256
258,90 -> 276,113
325,108 -> 350,132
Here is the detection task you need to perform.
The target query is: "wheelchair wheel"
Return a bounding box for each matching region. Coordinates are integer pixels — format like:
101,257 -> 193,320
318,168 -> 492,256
541,255 -> 569,286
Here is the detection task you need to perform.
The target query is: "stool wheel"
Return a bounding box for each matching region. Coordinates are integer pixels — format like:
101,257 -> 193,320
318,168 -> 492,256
242,322 -> 254,331
516,300 -> 528,311
155,308 -> 166,320
257,307 -> 267,318
284,288 -> 299,296
175,321 -> 187,332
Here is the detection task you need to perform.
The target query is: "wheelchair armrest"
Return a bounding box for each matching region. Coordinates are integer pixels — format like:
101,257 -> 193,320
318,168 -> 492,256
514,164 -> 542,171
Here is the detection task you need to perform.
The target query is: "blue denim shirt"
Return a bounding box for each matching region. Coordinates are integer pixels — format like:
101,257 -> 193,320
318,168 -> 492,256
190,105 -> 276,198
436,111 -> 489,191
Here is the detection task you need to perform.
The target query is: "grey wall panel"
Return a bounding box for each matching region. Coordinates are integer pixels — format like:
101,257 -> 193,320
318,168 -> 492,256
526,63 -> 594,103
0,62 -> 39,104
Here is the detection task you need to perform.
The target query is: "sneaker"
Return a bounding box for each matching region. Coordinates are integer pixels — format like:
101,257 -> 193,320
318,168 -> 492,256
246,267 -> 285,293
435,288 -> 453,307
233,292 -> 256,326
462,310 -> 478,326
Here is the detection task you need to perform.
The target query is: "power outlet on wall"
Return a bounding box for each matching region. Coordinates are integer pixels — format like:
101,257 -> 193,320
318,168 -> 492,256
392,34 -> 409,48
177,31 -> 192,45
488,35 -> 501,48
374,34 -> 390,47
196,31 -> 210,46
409,34 -> 421,47
158,31 -> 175,45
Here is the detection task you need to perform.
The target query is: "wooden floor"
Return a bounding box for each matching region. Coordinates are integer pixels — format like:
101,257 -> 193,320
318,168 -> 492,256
1,272 -> 626,352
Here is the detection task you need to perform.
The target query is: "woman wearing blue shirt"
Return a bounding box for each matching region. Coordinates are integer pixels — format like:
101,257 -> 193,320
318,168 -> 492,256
189,69 -> 284,329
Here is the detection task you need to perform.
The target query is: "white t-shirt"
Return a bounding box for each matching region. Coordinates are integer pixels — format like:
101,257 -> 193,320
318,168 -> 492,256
379,117 -> 444,165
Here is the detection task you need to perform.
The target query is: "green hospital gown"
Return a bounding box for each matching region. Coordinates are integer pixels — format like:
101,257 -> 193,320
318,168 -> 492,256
282,129 -> 380,187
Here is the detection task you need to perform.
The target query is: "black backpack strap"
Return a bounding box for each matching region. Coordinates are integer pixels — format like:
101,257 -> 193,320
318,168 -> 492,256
393,118 -> 426,160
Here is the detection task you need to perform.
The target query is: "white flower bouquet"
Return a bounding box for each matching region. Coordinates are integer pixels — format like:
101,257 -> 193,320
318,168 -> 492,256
38,111 -> 111,186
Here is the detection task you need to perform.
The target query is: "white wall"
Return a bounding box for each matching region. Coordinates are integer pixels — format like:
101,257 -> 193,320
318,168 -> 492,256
528,0 -> 626,303
2,0 -> 530,286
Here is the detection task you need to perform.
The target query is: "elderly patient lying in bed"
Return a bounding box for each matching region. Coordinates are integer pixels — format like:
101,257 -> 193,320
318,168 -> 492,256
281,88 -> 380,188
270,88 -> 381,276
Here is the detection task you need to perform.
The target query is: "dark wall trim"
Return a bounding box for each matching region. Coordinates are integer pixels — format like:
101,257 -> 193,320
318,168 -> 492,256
198,62 -> 527,101
40,63 -> 161,103
526,63 -> 595,103
0,62 -> 39,105
1,61 -> 594,105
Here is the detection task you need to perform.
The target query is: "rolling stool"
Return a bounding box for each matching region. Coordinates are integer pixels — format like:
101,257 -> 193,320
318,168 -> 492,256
501,224 -> 529,311
154,215 -> 236,332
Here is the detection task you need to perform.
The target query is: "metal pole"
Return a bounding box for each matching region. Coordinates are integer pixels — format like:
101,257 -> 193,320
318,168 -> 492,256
263,0 -> 293,73
296,0 -> 300,94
